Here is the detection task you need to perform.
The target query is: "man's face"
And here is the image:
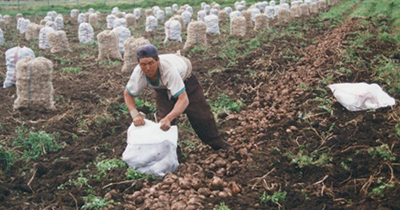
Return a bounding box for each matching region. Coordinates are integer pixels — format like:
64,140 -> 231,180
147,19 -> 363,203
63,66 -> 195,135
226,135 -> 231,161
139,57 -> 159,78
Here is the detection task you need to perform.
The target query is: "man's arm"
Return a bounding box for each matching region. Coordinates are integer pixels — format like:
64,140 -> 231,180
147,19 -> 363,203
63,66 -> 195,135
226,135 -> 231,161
159,90 -> 189,131
124,89 -> 145,126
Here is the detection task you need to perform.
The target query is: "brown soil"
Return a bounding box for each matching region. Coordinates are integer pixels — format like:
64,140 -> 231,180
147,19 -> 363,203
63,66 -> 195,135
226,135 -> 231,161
1,5 -> 400,210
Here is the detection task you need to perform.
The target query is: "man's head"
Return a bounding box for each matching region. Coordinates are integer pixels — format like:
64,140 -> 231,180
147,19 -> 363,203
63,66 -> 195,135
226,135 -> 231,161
136,44 -> 159,79
136,44 -> 159,62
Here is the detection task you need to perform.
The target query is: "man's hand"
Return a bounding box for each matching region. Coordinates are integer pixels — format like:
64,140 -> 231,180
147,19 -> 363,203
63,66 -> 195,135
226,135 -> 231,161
159,118 -> 171,131
130,109 -> 145,126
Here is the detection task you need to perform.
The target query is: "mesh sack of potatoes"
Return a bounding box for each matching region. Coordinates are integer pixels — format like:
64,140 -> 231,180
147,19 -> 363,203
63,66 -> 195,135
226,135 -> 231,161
4,15 -> 11,24
40,19 -> 47,26
254,13 -> 269,30
48,30 -> 71,53
299,4 -> 310,18
14,57 -> 55,110
318,0 -> 327,13
230,15 -> 246,36
39,26 -> 55,49
78,22 -> 94,43
218,10 -> 227,22
97,30 -> 122,61
164,19 -> 182,43
121,37 -> 150,73
25,23 -> 42,41
278,6 -> 290,23
290,5 -> 300,20
241,10 -> 253,28
116,12 -> 125,18
112,26 -> 131,54
125,14 -> 137,28
89,13 -> 98,26
310,2 -> 319,15
3,46 -> 35,88
145,9 -> 152,17
0,19 -> 5,30
183,20 -> 207,49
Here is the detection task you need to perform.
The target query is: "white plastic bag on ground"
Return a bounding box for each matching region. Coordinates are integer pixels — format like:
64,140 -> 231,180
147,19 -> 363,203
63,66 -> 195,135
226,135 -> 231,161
328,83 -> 396,111
122,120 -> 179,176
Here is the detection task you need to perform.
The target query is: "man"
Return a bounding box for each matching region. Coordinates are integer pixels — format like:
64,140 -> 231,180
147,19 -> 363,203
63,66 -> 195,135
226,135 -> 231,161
123,44 -> 233,151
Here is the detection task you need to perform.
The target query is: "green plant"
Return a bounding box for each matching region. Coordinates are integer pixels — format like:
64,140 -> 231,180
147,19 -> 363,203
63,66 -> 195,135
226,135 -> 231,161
13,127 -> 62,160
367,143 -> 396,161
54,56 -> 73,65
285,147 -> 333,168
95,158 -> 127,179
81,195 -> 115,210
0,145 -> 18,173
213,202 -> 230,210
370,178 -> 395,198
260,190 -> 287,207
135,98 -> 157,113
60,67 -> 82,74
208,93 -> 244,114
126,168 -> 154,180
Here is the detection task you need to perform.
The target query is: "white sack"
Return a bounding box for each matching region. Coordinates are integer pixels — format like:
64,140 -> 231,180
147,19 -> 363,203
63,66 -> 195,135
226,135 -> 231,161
164,19 -> 182,43
113,18 -> 126,28
145,15 -> 157,32
3,46 -> 35,88
55,16 -> 64,30
112,26 -> 131,54
78,13 -> 86,23
205,15 -> 220,34
0,29 -> 3,45
39,26 -> 55,49
71,9 -> 79,18
181,11 -> 191,27
133,8 -> 141,19
78,22 -> 94,43
328,83 -> 396,111
19,19 -> 30,34
122,120 -> 179,176
106,14 -> 116,29
198,10 -> 206,22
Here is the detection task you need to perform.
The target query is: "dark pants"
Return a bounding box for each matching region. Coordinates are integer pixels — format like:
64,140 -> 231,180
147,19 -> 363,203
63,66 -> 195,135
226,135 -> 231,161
154,74 -> 223,145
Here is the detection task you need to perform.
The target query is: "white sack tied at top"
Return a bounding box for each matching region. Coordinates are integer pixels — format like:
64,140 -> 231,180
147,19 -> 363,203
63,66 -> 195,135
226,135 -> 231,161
328,83 -> 396,111
122,119 -> 179,176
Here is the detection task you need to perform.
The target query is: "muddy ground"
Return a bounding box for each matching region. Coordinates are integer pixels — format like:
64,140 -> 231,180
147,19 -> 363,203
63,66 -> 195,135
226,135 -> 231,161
1,4 -> 400,210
